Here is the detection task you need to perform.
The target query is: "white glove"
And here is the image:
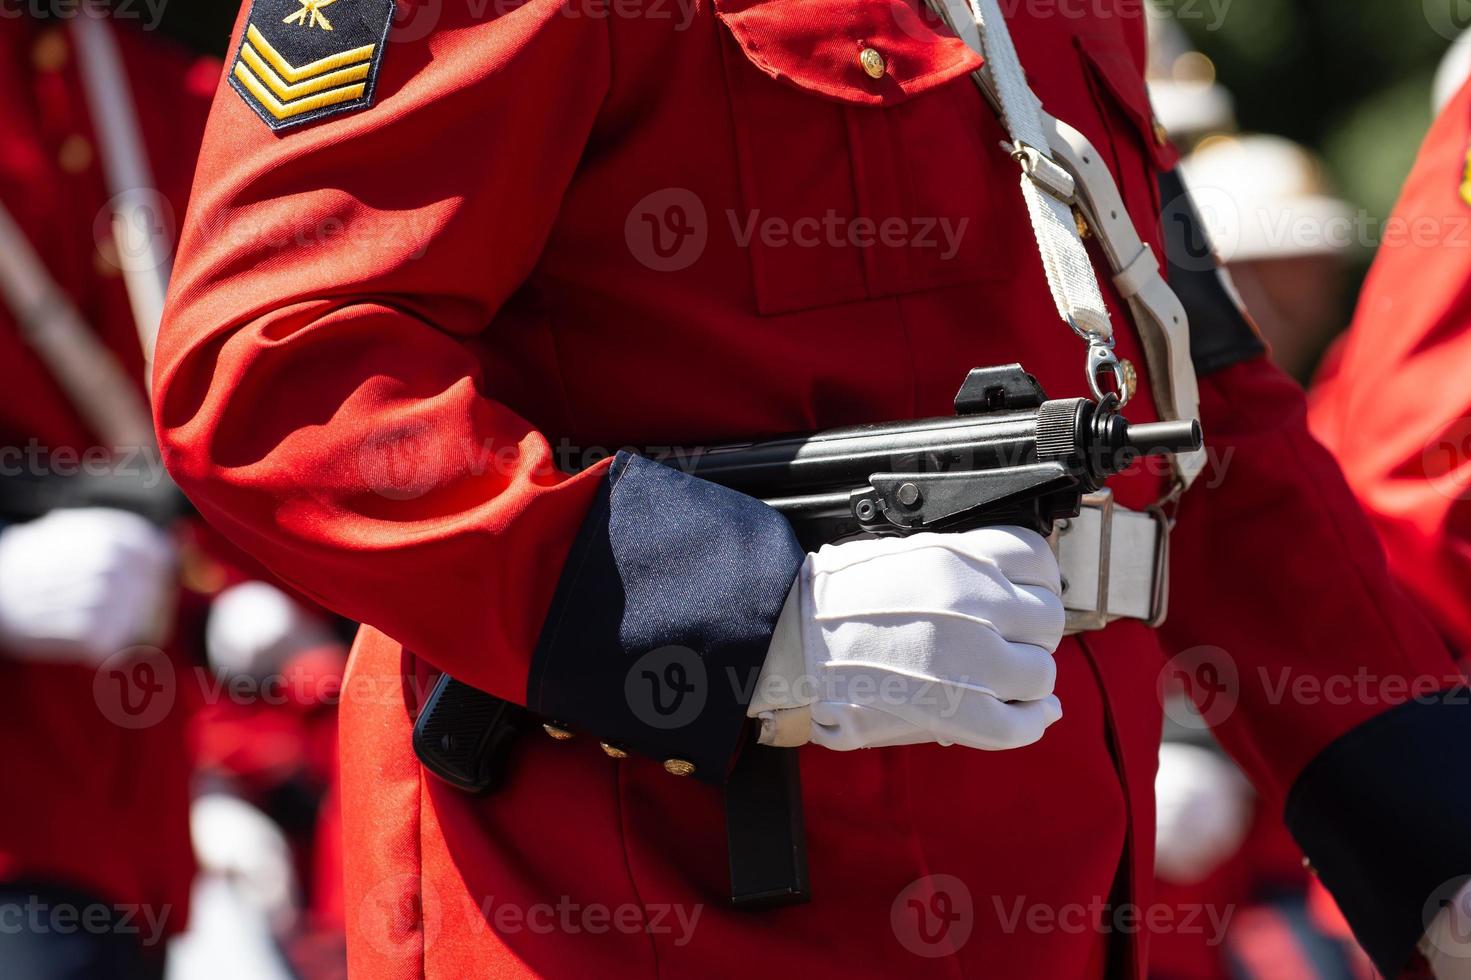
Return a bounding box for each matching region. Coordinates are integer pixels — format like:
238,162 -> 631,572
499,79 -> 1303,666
0,507 -> 174,665
748,527 -> 1065,751
206,580 -> 334,680
191,792 -> 299,935
1153,741 -> 1252,884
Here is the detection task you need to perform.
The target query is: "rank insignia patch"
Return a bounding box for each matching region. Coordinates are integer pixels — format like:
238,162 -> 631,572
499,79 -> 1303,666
229,0 -> 395,133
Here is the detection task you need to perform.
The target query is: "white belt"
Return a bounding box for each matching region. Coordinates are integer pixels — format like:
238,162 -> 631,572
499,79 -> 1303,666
1052,489 -> 1170,633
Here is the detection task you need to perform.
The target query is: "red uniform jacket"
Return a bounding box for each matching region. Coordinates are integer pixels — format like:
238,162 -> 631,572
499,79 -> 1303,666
1311,78 -> 1471,662
0,18 -> 217,931
155,0 -> 1471,976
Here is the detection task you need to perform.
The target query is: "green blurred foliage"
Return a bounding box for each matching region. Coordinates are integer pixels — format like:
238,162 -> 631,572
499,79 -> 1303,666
1163,0 -> 1457,232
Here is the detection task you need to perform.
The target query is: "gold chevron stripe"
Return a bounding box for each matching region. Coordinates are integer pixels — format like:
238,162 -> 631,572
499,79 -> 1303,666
240,42 -> 371,101
234,61 -> 366,121
244,23 -> 374,82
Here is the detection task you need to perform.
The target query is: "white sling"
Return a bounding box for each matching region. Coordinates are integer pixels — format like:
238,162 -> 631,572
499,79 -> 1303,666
934,0 -> 1206,490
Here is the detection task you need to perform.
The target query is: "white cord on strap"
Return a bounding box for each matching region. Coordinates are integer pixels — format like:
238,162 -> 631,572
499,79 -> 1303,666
69,13 -> 171,372
965,0 -> 1113,345
0,202 -> 156,450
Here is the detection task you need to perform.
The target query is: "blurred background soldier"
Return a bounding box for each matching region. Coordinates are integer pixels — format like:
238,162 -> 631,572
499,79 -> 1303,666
0,9 -> 217,978
1309,68 -> 1471,676
1179,135 -> 1356,381
1,11 -> 352,977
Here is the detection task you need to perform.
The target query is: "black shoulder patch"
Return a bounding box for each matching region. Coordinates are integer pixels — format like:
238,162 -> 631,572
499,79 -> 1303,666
228,0 -> 396,133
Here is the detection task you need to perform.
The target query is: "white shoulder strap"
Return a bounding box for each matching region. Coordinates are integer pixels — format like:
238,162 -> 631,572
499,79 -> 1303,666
934,0 -> 1205,489
0,201 -> 156,450
68,15 -> 171,374
967,0 -> 1114,347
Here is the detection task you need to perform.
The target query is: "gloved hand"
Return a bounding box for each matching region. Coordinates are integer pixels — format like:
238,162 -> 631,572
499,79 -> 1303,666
206,580 -> 336,681
748,527 -> 1065,751
0,507 -> 174,665
1153,741 -> 1252,884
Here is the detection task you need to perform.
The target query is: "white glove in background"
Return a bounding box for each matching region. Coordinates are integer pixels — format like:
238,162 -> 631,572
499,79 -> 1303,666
190,792 -> 299,936
0,507 -> 174,665
206,580 -> 334,680
749,527 -> 1065,752
1153,741 -> 1253,884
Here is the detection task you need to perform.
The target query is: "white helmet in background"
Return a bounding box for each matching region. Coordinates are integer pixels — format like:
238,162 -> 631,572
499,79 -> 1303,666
1434,29 -> 1471,114
205,580 -> 335,680
1147,0 -> 1235,141
1180,134 -> 1355,263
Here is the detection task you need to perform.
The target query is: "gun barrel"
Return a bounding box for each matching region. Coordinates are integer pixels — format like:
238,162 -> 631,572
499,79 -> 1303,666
1124,418 -> 1203,458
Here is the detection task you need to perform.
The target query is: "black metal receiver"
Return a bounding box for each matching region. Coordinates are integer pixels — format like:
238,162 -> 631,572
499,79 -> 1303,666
411,365 -> 1202,905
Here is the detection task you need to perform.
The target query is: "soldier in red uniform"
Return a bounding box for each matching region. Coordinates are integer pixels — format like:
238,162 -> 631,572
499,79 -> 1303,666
1310,76 -> 1471,666
1307,75 -> 1471,979
0,13 -> 218,978
155,0 -> 1471,977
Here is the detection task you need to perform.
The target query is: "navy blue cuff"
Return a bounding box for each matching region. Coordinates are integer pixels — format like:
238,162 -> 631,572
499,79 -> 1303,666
1284,687 -> 1471,978
526,452 -> 804,784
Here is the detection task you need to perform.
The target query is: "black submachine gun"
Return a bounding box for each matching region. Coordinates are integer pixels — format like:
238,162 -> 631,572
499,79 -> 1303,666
412,364 -> 1202,907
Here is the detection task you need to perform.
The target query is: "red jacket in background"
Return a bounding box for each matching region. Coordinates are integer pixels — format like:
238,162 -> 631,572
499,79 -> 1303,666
1310,78 -> 1471,662
0,15 -> 217,935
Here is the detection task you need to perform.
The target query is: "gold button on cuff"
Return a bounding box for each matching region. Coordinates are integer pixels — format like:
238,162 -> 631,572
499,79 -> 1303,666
859,47 -> 886,80
33,32 -> 68,73
663,758 -> 696,777
1152,118 -> 1170,147
543,722 -> 575,741
599,742 -> 628,759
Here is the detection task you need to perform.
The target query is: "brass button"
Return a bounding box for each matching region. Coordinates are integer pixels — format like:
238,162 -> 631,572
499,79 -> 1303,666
33,32 -> 68,73
599,742 -> 628,759
859,47 -> 886,80
1118,358 -> 1138,404
663,758 -> 696,777
1073,209 -> 1091,240
1152,118 -> 1170,147
58,135 -> 93,175
542,722 -> 575,741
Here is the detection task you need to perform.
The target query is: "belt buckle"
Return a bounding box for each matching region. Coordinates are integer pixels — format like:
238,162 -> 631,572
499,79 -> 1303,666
1144,498 -> 1174,628
1058,489 -> 1113,633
